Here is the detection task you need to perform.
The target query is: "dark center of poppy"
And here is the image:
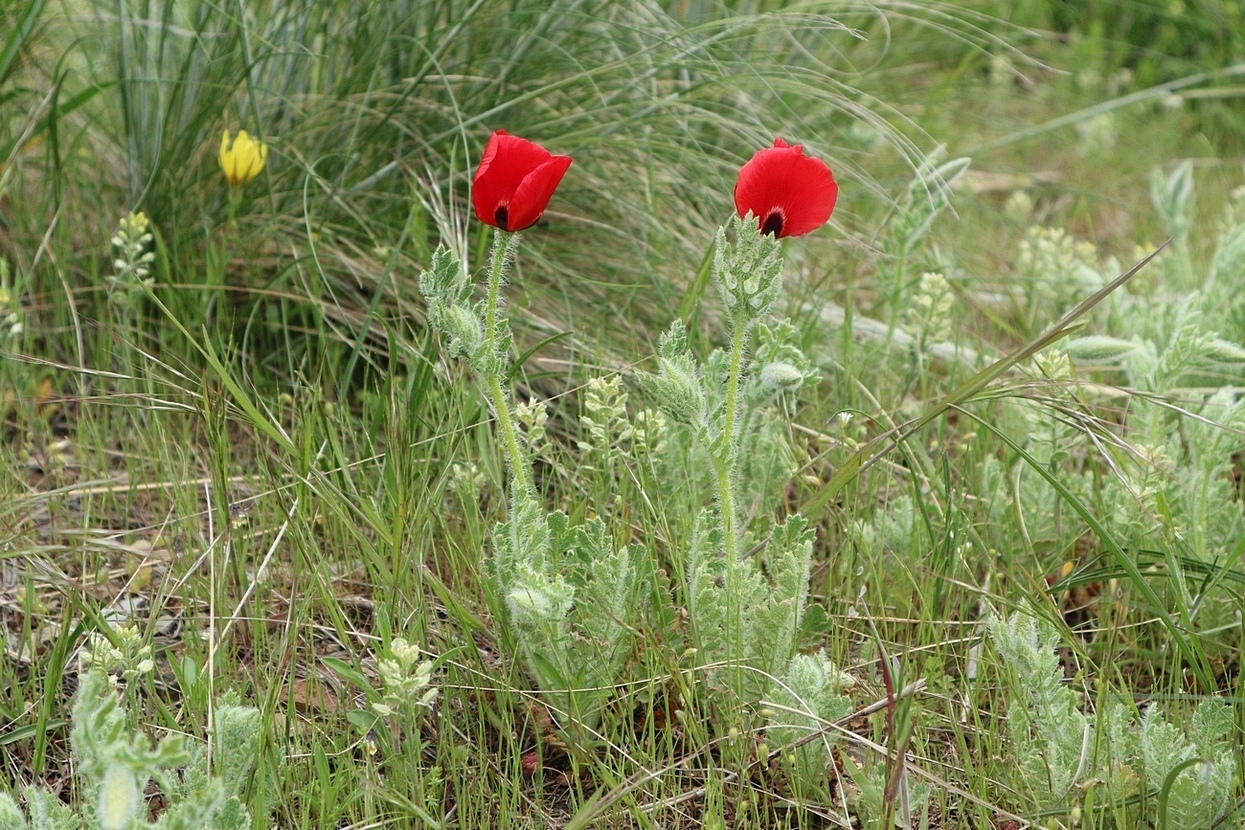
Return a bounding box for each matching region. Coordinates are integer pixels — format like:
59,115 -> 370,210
760,210 -> 785,237
494,205 -> 510,232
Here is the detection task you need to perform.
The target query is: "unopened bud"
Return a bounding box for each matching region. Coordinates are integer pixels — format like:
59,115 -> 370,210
98,765 -> 140,830
759,362 -> 804,392
1063,335 -> 1137,363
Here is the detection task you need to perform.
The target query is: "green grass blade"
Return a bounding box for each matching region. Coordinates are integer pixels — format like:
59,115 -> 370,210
0,0 -> 47,86
676,237 -> 716,324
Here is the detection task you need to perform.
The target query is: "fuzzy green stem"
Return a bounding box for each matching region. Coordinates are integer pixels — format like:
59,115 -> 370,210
482,229 -> 534,497
488,374 -> 534,497
716,314 -> 750,699
717,316 -> 749,566
484,229 -> 517,353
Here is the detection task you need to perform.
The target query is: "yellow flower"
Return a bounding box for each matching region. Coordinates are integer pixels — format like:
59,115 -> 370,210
218,129 -> 268,187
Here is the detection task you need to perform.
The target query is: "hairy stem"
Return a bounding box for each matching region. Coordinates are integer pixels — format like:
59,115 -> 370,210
482,229 -> 534,497
484,230 -> 517,348
488,374 -> 534,498
718,316 -> 748,566
716,315 -> 749,696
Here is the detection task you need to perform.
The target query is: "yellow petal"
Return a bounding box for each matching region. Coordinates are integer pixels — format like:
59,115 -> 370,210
219,130 -> 232,182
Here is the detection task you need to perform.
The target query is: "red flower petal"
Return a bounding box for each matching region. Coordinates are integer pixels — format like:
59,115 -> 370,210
505,155 -> 574,231
734,138 -> 837,238
472,131 -> 573,232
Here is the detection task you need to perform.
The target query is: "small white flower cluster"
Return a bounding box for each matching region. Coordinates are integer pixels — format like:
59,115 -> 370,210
0,259 -> 22,340
578,376 -> 628,460
514,396 -> 550,457
630,407 -> 666,456
905,271 -> 953,347
1003,190 -> 1034,225
109,211 -> 157,299
80,624 -> 155,682
373,637 -> 438,716
1016,226 -> 1106,308
1032,348 -> 1072,379
578,375 -> 669,466
448,460 -> 487,503
1076,112 -> 1118,155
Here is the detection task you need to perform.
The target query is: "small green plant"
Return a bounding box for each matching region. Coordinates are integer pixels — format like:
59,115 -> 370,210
988,610 -> 1092,811
1141,700 -> 1238,830
982,172 -> 1245,662
334,633 -> 445,818
0,665 -> 261,830
841,751 -> 932,830
370,636 -> 439,719
990,609 -> 1241,827
765,652 -> 856,791
880,151 -> 970,310
108,211 -> 157,303
105,211 -> 158,383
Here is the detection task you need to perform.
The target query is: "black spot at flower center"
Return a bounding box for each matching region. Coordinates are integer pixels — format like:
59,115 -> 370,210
494,205 -> 510,232
761,210 -> 784,237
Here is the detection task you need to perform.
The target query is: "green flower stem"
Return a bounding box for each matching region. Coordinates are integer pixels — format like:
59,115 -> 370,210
717,315 -> 749,567
484,229 -> 518,353
488,373 -> 534,497
716,314 -> 749,697
482,229 -> 534,498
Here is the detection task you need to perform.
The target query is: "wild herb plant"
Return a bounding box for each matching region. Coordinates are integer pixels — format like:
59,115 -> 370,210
646,229 -> 824,705
107,211 -> 158,382
880,151 -> 971,313
346,635 -> 440,754
0,666 -> 261,830
990,609 -> 1241,827
321,634 -> 445,817
764,653 -> 856,793
988,611 -> 1093,811
840,752 -> 932,830
419,132 -> 647,746
1139,700 -> 1239,830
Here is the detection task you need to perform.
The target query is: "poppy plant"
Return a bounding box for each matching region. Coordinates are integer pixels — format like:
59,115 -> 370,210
734,138 -> 837,238
472,131 -> 573,232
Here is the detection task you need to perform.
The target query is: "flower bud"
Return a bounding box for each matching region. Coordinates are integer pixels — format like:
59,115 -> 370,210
759,361 -> 804,392
713,217 -> 784,325
98,765 -> 140,830
219,129 -> 268,187
1063,335 -> 1138,363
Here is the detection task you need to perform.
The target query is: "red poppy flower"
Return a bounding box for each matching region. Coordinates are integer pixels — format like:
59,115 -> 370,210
734,138 -> 837,238
472,131 -> 573,232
